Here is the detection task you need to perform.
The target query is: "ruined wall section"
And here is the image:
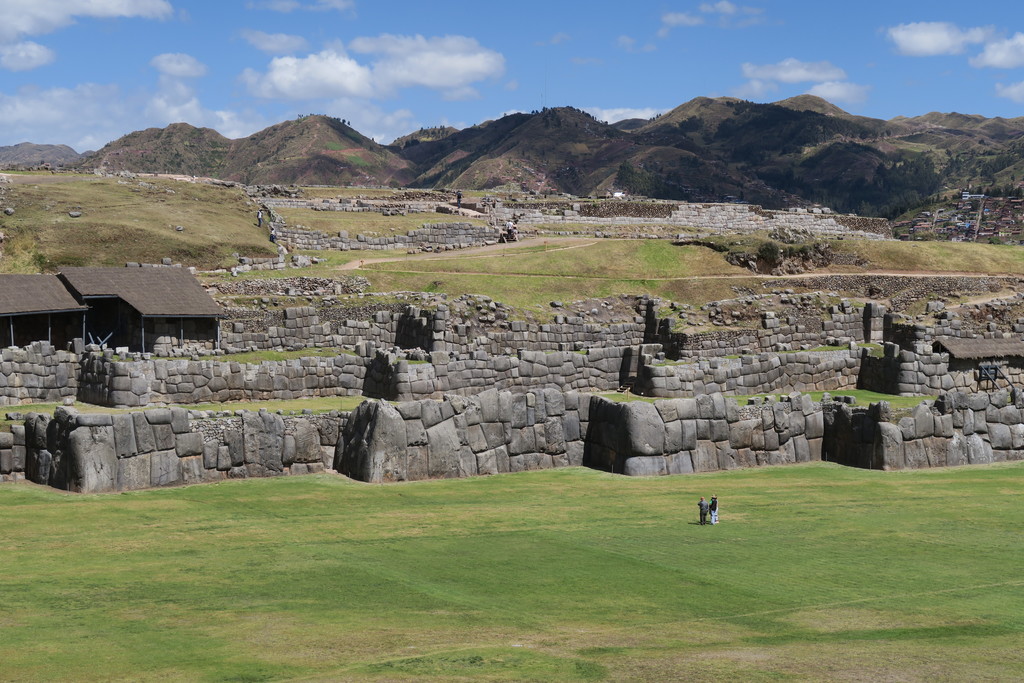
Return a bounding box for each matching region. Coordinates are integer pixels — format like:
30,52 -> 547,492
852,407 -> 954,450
274,222 -> 500,252
0,342 -> 79,406
638,349 -> 861,397
825,390 -> 1024,470
16,406 -> 344,492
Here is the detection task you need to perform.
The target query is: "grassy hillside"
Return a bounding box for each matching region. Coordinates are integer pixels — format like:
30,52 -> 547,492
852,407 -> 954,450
276,206 -> 488,237
0,176 -> 276,271
352,237 -> 1024,311
2,463 -> 1023,681
359,240 -> 753,310
831,239 -> 1024,274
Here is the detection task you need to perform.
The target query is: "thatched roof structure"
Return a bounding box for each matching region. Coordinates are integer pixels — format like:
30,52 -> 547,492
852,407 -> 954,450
58,267 -> 221,317
934,337 -> 1024,360
0,274 -> 87,316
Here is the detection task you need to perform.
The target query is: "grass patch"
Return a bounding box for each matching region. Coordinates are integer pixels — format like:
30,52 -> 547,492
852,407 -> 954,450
358,241 -> 755,311
365,240 -> 745,279
832,240 -> 1024,275
1,464 -> 1023,680
0,176 -> 275,272
277,207 -> 487,237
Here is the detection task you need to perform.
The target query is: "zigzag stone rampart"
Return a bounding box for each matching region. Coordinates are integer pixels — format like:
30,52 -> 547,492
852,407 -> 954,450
8,388 -> 1022,491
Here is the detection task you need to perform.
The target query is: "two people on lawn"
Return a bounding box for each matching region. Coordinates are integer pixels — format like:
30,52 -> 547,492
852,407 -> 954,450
698,495 -> 719,525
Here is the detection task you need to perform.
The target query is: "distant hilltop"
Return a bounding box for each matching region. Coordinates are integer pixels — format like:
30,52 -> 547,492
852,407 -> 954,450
0,142 -> 83,168
6,95 -> 1023,218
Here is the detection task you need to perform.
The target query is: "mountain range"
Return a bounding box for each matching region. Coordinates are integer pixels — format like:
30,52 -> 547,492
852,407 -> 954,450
5,96 -> 1024,217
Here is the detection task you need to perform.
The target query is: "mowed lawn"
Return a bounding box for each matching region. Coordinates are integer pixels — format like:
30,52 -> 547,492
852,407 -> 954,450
2,463 -> 1023,681
362,240 -> 758,310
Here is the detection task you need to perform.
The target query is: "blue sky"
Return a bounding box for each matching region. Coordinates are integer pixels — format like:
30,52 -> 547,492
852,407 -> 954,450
1,0 -> 1023,151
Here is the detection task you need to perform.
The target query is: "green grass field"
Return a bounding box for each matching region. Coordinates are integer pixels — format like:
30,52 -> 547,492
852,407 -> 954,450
277,207 -> 488,236
359,240 -> 758,311
0,176 -> 276,272
2,463 -> 1023,681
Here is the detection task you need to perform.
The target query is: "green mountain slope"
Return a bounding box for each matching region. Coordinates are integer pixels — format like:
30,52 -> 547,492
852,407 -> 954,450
67,97 -> 1024,217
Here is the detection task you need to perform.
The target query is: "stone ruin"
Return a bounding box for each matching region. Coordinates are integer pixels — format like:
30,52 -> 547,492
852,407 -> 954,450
2,276 -> 1023,492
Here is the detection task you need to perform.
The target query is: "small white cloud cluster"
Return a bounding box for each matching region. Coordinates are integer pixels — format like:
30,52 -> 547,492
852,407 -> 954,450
242,34 -> 505,102
886,21 -> 1024,102
658,1 -> 764,37
585,107 -> 666,124
0,0 -> 172,72
735,58 -> 870,104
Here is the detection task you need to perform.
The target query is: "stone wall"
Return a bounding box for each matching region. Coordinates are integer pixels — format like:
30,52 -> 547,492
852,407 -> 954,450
219,303 -> 646,357
825,390 -> 1024,470
274,222 -> 499,252
0,342 -> 79,406
585,392 -> 823,476
77,349 -> 371,407
493,201 -> 892,239
637,349 -> 861,397
17,406 -> 344,492
337,389 -> 588,483
10,388 -> 1024,490
73,344 -> 642,408
858,343 -> 1024,396
650,301 -> 884,358
0,423 -> 25,482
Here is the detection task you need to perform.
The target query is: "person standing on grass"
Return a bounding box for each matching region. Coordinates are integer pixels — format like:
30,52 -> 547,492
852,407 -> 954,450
257,209 -> 263,228
456,190 -> 462,210
709,495 -> 718,525
698,496 -> 709,525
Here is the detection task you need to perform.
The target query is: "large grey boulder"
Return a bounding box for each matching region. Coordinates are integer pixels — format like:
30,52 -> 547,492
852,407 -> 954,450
624,401 -> 665,456
624,456 -> 667,476
68,426 -> 117,493
339,401 -> 409,482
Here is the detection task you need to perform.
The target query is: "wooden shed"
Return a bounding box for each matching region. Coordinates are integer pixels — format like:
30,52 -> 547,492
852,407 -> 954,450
934,336 -> 1024,390
58,267 -> 222,353
0,274 -> 87,348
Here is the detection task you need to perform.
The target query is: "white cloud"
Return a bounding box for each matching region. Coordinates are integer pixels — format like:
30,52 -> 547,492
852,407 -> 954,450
246,0 -> 354,12
324,98 -> 415,143
806,81 -> 870,104
886,22 -> 992,57
537,32 -> 570,46
504,79 -> 519,91
0,83 -> 129,148
242,35 -> 504,103
699,2 -> 764,27
0,0 -> 172,42
241,29 -> 309,55
700,1 -> 738,13
742,58 -> 846,83
733,78 -> 778,99
150,53 -> 207,78
0,41 -> 55,71
617,35 -> 656,53
585,106 -> 665,123
970,33 -> 1024,68
995,81 -> 1024,103
348,34 -> 504,98
242,48 -> 374,99
657,12 -> 703,37
661,12 -> 704,27
146,79 -> 204,125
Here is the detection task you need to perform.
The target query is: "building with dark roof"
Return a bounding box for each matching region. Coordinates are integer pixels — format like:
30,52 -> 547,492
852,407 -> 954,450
0,274 -> 87,348
933,336 -> 1024,391
57,267 -> 222,353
